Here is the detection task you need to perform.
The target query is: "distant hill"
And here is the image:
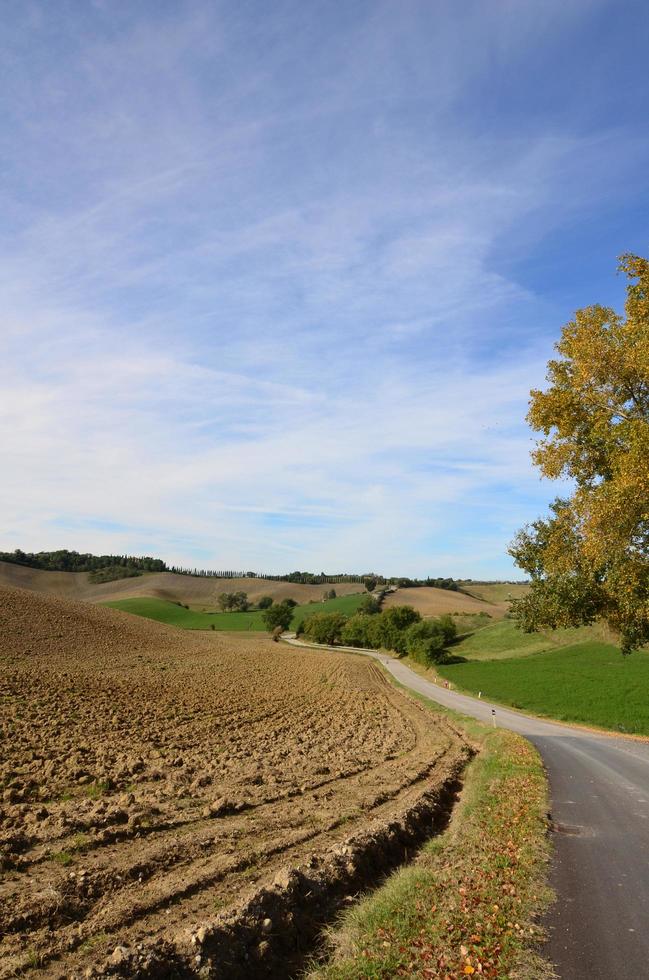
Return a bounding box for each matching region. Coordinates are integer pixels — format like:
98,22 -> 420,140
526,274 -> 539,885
459,582 -> 530,604
0,562 -> 364,608
382,585 -> 511,619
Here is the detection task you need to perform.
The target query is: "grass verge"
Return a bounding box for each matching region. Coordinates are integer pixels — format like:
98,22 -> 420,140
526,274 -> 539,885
308,691 -> 553,980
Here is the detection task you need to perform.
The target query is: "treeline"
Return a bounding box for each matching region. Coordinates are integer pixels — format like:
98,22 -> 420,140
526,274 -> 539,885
0,548 -> 480,593
166,568 -> 372,583
0,549 -> 166,573
87,566 -> 144,584
295,603 -> 457,665
166,568 -> 461,590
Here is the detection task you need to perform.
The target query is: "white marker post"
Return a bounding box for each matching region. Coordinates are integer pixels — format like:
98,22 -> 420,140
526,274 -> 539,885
478,691 -> 482,699
492,708 -> 496,728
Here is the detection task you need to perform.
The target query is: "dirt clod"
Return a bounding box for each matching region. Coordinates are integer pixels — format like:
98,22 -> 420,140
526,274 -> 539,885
0,583 -> 467,978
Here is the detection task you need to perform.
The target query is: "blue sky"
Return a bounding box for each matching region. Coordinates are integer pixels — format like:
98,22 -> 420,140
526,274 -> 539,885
1,0 -> 648,577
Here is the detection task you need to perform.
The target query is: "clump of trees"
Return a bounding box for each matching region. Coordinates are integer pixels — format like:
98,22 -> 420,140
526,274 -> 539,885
296,604 -> 456,664
217,591 -> 250,612
0,549 -> 166,573
404,616 -> 457,665
510,254 -> 649,654
88,565 -> 143,584
301,612 -> 348,645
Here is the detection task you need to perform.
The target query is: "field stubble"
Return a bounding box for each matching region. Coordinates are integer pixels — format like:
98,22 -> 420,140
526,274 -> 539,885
0,586 -> 467,978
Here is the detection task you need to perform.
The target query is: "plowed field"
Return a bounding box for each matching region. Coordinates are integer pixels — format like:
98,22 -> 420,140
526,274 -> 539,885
0,586 -> 466,978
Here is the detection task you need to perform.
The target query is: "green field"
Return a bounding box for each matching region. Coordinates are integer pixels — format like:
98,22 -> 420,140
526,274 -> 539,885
104,592 -> 367,631
437,640 -> 649,734
450,617 -> 602,661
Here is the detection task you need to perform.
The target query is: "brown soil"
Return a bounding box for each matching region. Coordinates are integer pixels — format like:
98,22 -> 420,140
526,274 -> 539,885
385,586 -> 508,618
0,586 -> 466,978
0,562 -> 363,608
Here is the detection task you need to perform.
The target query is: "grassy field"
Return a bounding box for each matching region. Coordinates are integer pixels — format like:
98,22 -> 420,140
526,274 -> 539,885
104,592 -> 367,631
310,688 -> 552,980
438,637 -> 649,735
450,617 -> 603,661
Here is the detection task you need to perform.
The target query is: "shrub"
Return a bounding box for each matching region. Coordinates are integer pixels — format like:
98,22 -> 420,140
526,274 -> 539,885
257,596 -> 274,609
340,614 -> 374,647
381,605 -> 421,631
284,598 -> 298,608
370,606 -> 422,655
358,595 -> 380,615
303,612 -> 348,645
404,616 -> 458,665
404,620 -> 446,665
436,614 -> 458,645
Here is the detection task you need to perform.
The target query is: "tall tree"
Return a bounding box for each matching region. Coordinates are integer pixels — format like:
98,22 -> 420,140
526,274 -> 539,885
510,254 -> 649,653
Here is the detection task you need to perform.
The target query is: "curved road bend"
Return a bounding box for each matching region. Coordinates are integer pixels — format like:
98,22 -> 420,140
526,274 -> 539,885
286,638 -> 649,980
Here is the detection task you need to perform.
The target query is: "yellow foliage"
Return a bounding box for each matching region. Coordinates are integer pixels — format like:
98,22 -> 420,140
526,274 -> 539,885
511,255 -> 649,653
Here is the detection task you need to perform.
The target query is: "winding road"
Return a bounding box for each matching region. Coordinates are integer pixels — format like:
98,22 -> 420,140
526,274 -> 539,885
287,638 -> 649,980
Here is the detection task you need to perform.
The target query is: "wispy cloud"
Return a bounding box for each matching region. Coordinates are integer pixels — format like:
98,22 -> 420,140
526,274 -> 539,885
1,0 -> 647,575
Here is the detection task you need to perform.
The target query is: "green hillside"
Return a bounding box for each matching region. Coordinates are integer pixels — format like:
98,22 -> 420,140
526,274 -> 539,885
451,618 -> 602,661
105,592 -> 367,631
437,640 -> 649,734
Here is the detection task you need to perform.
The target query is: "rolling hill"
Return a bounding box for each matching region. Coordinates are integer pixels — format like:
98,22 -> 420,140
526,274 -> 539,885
0,561 -> 363,608
383,585 -> 509,619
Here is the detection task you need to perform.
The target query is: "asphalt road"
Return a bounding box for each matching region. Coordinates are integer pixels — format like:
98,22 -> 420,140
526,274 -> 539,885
287,638 -> 649,979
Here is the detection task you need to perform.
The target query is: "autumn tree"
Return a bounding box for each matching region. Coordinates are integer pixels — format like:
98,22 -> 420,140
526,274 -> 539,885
510,254 -> 649,653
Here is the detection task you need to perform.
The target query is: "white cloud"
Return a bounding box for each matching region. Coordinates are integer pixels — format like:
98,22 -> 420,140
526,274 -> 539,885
0,0 -> 640,575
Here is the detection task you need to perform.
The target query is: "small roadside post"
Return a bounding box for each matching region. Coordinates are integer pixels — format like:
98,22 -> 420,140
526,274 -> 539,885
492,708 -> 496,728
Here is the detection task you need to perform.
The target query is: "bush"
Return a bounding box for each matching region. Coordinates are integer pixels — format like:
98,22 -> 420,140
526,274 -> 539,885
340,614 -> 374,647
358,595 -> 380,615
284,598 -> 298,608
323,588 -> 337,600
262,602 -> 294,632
371,606 -> 422,654
257,596 -> 274,609
404,616 -> 458,665
436,614 -> 458,644
404,620 -> 446,665
381,605 -> 421,631
303,612 -> 348,645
